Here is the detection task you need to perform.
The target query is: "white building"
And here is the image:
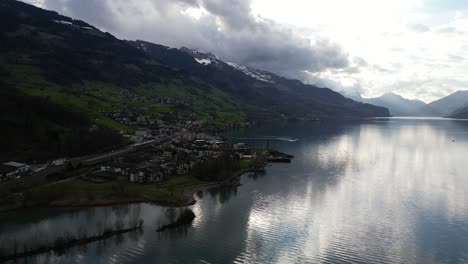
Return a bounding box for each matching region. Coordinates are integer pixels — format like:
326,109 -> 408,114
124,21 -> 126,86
1,161 -> 30,179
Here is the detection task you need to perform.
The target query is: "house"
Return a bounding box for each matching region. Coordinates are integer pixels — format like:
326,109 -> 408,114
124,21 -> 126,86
129,169 -> 143,183
139,167 -> 155,183
204,150 -> 219,157
154,165 -> 168,180
52,159 -> 67,166
233,143 -> 247,150
0,164 -> 17,181
128,165 -> 165,183
135,128 -> 149,137
162,151 -> 172,158
1,162 -> 30,179
234,152 -> 242,159
174,162 -> 190,175
4,162 -> 30,173
136,115 -> 147,124
194,139 -> 206,145
160,163 -> 174,176
208,140 -> 224,148
101,163 -> 132,177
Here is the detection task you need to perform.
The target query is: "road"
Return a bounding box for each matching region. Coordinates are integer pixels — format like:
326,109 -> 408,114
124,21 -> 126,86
2,135 -> 177,192
79,135 -> 173,166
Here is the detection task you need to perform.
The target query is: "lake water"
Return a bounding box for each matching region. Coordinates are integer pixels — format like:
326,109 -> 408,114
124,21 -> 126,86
3,118 -> 468,263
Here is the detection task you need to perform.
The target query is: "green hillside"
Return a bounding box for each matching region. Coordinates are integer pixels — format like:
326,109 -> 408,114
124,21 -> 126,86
0,0 -> 246,161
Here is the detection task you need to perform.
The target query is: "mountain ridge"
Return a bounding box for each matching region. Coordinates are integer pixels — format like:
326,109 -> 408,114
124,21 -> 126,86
341,92 -> 431,116
128,40 -> 390,120
428,90 -> 468,117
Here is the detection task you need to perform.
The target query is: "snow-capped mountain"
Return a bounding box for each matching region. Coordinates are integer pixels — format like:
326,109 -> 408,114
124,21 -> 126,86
225,62 -> 273,83
131,41 -> 276,85
178,46 -> 275,83
179,47 -> 219,66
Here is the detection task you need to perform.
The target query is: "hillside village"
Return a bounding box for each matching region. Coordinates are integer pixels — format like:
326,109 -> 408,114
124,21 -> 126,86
0,114 -> 272,189
85,133 -> 252,184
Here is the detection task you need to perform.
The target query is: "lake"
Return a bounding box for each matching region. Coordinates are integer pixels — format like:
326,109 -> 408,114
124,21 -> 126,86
2,118 -> 468,263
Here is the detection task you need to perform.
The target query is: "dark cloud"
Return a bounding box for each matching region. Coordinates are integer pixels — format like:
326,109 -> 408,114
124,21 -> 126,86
199,0 -> 254,30
42,0 -> 119,33
25,0 -> 349,79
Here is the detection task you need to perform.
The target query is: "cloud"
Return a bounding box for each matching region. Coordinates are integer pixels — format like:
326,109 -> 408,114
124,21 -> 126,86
407,23 -> 430,33
41,0 -> 119,32
24,0 -> 349,79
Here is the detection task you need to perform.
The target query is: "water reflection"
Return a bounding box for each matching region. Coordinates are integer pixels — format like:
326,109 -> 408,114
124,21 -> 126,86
207,187 -> 239,204
236,119 -> 468,263
1,204 -> 172,263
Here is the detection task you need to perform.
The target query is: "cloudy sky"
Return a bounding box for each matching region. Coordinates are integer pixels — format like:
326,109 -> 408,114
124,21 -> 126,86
23,0 -> 468,102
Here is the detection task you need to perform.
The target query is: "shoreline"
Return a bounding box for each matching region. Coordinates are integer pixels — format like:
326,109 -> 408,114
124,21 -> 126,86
0,168 -> 262,213
183,168 -> 260,204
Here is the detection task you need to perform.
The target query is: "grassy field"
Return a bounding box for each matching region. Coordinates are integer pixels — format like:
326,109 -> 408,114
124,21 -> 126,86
0,159 -> 258,212
5,61 -> 246,128
136,81 -> 247,125
22,175 -> 207,207
25,159 -> 254,206
240,159 -> 253,170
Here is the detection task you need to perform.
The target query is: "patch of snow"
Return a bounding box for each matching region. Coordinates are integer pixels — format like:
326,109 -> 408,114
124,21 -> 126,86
181,47 -> 220,64
195,58 -> 212,65
53,20 -> 73,25
53,20 -> 95,31
226,62 -> 273,83
139,43 -> 148,52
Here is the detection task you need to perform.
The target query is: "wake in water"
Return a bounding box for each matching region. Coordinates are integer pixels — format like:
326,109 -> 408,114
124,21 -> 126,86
235,137 -> 299,142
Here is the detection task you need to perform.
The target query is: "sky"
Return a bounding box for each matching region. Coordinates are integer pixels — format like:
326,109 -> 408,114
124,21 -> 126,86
22,0 -> 468,103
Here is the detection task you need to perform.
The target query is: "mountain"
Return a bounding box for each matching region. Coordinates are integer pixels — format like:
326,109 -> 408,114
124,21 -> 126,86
364,93 -> 434,116
428,90 -> 468,117
128,40 -> 389,120
345,90 -> 468,118
449,105 -> 468,119
0,0 -> 245,161
344,92 -> 442,116
0,0 -> 388,161
0,82 -> 124,162
367,93 -> 427,116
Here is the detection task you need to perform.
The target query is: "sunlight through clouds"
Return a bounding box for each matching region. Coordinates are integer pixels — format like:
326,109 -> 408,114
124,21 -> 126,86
251,0 -> 468,102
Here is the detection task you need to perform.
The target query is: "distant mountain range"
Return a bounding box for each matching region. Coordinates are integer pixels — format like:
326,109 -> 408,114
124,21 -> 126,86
344,92 -> 428,116
343,90 -> 468,118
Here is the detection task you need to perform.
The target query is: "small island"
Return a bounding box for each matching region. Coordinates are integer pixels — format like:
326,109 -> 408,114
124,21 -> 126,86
156,208 -> 196,232
0,219 -> 144,262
